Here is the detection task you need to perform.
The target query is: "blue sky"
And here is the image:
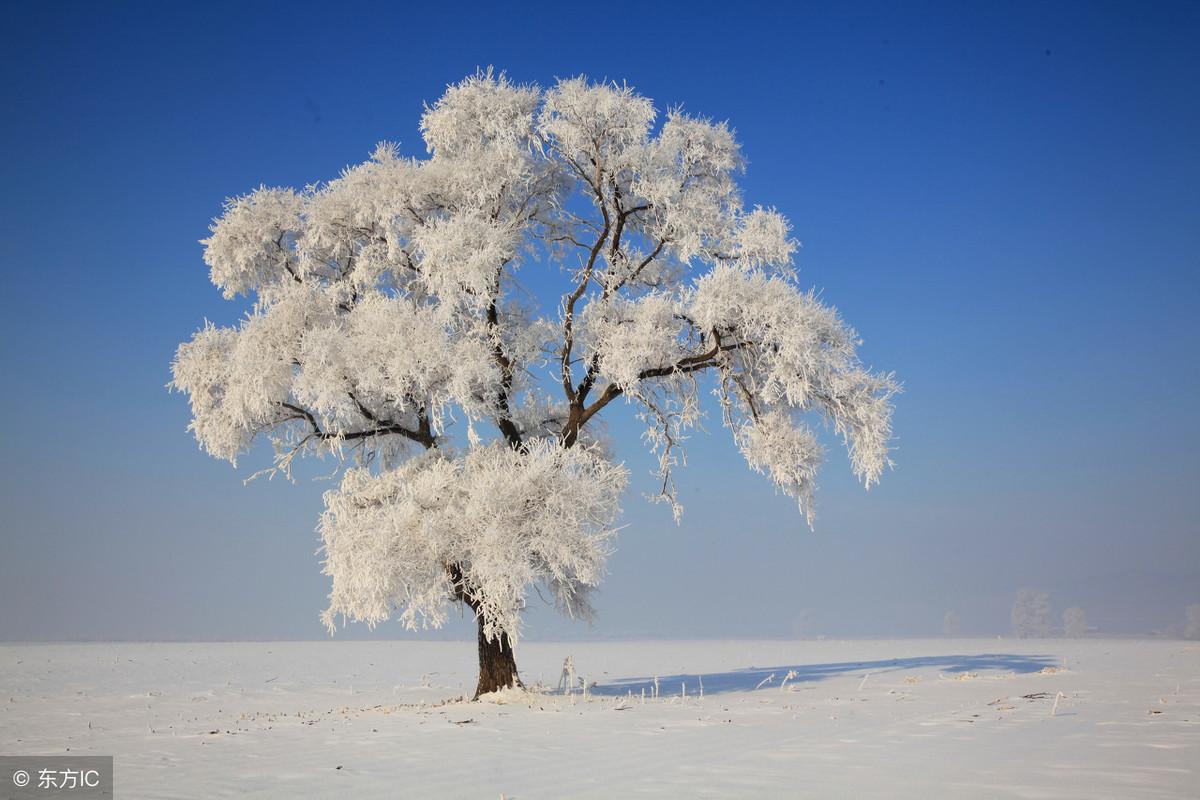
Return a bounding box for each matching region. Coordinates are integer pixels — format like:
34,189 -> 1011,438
1,0 -> 1197,641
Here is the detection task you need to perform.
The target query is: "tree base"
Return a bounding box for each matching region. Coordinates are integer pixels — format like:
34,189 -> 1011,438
474,623 -> 520,699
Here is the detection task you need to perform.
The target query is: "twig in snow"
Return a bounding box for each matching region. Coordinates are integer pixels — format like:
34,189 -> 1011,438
558,656 -> 576,696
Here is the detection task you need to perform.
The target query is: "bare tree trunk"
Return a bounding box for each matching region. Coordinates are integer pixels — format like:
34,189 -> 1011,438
474,616 -> 520,699
447,562 -> 521,698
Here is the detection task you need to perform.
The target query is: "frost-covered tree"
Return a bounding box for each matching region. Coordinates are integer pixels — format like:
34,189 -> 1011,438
171,71 -> 897,697
1011,588 -> 1053,638
1185,604 -> 1200,640
942,610 -> 961,637
1062,606 -> 1088,638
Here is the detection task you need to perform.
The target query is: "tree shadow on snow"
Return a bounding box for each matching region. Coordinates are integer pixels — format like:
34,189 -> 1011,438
588,653 -> 1058,697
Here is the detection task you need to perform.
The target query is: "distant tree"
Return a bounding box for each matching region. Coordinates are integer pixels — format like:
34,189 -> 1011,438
942,610 -> 961,637
791,609 -> 820,639
1062,606 -> 1088,638
170,71 -> 897,697
1185,604 -> 1200,640
1011,588 -> 1053,638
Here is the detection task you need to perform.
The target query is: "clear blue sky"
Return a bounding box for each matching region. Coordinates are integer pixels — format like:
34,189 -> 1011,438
1,0 -> 1197,641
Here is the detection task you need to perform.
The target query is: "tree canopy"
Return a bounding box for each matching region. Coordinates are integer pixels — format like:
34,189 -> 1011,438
171,70 -> 898,646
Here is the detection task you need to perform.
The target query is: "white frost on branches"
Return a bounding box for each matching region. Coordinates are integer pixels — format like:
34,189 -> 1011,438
319,441 -> 627,644
170,69 -> 897,643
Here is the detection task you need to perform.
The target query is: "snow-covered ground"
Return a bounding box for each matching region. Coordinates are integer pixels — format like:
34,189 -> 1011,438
1,639 -> 1196,798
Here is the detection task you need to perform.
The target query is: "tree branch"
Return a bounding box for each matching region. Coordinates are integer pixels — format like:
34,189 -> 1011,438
559,216 -> 610,402
476,256 -> 525,450
277,401 -> 434,448
561,332 -> 753,446
487,294 -> 524,450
